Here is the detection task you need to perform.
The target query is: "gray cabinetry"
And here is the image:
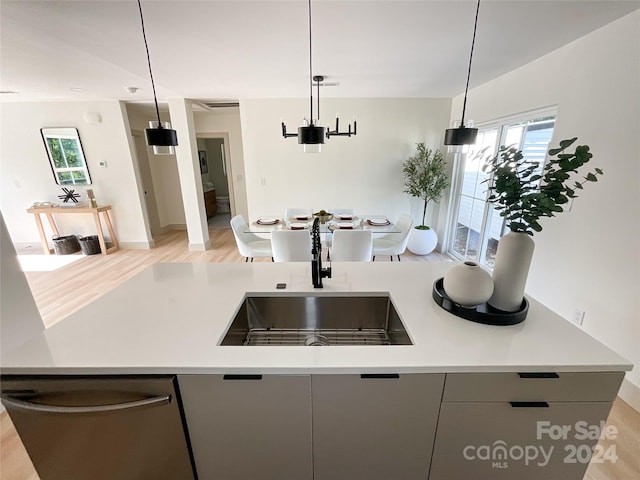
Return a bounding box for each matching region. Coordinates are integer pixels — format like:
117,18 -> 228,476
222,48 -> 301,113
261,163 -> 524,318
429,372 -> 624,480
312,373 -> 445,480
178,374 -> 313,480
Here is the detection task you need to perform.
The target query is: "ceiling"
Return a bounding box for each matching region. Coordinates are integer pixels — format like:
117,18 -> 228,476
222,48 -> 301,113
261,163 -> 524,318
1,0 -> 638,104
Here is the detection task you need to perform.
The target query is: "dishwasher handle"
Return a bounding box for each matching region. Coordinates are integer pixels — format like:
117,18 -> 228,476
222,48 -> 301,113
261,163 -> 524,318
0,393 -> 171,415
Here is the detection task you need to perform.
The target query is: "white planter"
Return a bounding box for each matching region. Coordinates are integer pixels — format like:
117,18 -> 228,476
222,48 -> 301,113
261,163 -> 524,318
488,231 -> 535,312
407,227 -> 438,255
443,261 -> 494,307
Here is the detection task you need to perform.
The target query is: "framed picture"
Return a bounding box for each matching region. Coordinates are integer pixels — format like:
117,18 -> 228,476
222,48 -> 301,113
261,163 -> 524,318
198,150 -> 208,174
41,127 -> 92,185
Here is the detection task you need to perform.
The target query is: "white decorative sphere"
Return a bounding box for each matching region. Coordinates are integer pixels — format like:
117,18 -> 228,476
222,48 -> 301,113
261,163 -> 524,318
443,261 -> 494,307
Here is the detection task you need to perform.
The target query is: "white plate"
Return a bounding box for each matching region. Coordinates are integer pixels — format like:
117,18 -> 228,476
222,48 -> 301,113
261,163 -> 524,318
290,222 -> 308,229
368,219 -> 389,226
337,214 -> 354,220
257,217 -> 278,225
295,215 -> 311,220
337,222 -> 354,229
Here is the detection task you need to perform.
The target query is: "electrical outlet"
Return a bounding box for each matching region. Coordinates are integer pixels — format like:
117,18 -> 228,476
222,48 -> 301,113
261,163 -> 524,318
571,308 -> 585,326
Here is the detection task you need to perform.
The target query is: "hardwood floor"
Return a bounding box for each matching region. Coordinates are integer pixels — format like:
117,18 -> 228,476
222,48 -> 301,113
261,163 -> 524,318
2,227 -> 638,480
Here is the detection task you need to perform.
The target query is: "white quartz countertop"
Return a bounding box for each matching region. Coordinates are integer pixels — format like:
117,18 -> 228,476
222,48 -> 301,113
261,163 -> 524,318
1,262 -> 632,374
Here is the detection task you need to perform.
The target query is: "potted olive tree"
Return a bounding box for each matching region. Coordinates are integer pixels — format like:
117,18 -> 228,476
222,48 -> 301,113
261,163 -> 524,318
483,137 -> 603,311
402,143 -> 449,255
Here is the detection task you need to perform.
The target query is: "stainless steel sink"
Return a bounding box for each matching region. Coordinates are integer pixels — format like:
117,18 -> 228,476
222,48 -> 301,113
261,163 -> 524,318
220,295 -> 412,346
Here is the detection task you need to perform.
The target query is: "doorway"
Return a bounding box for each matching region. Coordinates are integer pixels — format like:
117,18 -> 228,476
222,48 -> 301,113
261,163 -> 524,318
196,133 -> 234,229
132,131 -> 162,238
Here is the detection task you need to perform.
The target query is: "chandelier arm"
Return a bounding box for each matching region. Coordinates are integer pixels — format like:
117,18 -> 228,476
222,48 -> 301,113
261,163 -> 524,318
282,122 -> 297,138
461,0 -> 481,127
137,0 -> 162,128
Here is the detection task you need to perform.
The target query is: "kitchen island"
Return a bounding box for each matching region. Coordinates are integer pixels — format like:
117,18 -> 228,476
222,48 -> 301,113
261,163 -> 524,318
1,261 -> 632,480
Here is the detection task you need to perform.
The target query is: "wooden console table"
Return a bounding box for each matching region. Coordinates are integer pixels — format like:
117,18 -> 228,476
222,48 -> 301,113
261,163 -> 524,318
26,205 -> 119,256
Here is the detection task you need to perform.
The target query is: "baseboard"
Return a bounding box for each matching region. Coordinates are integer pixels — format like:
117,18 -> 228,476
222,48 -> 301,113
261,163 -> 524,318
13,241 -> 50,253
118,241 -> 154,250
15,240 -> 157,251
618,377 -> 640,413
189,239 -> 212,252
168,224 -> 187,231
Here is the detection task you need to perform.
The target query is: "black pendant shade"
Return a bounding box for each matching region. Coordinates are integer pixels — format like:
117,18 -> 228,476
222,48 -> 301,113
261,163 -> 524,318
444,125 -> 478,146
444,0 -> 481,147
298,125 -> 327,145
146,125 -> 178,147
137,0 -> 178,153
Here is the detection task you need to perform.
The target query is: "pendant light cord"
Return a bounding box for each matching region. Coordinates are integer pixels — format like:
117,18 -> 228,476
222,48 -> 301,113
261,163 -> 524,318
461,0 -> 481,127
137,0 -> 163,127
308,0 -> 314,125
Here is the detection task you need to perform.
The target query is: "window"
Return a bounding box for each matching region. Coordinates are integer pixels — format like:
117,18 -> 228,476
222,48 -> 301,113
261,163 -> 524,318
41,127 -> 92,185
447,109 -> 556,268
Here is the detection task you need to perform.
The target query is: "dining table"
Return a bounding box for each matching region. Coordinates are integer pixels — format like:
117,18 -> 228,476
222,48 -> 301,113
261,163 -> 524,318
245,215 -> 401,234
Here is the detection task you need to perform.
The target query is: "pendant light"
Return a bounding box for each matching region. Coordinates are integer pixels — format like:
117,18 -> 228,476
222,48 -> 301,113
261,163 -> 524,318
444,0 -> 481,146
137,0 -> 178,155
281,0 -> 356,153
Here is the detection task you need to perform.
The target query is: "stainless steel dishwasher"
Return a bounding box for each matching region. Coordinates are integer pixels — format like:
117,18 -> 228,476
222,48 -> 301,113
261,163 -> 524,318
1,375 -> 196,480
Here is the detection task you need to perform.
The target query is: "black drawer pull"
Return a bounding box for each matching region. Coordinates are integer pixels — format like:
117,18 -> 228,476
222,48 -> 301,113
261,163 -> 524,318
223,374 -> 263,380
510,401 -> 549,408
518,372 -> 559,379
360,374 -> 400,379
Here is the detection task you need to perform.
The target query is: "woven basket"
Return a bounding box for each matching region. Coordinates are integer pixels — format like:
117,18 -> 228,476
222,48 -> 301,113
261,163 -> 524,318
52,235 -> 80,255
79,235 -> 101,255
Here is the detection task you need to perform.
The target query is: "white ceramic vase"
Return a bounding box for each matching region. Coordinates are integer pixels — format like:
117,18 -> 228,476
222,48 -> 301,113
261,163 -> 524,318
443,261 -> 494,307
488,231 -> 535,312
407,227 -> 438,255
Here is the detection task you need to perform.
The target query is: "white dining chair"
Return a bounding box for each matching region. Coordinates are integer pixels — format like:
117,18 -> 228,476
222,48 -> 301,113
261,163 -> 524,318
230,215 -> 273,262
372,214 -> 413,261
330,230 -> 372,262
323,209 -> 355,247
284,207 -> 313,220
271,230 -> 313,262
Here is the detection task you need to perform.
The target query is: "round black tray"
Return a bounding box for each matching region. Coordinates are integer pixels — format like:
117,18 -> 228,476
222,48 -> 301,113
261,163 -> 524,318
432,277 -> 528,326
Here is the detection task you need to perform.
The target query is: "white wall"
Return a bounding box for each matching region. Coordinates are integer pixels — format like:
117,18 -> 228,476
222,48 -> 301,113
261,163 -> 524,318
168,98 -> 210,251
194,107 -> 248,220
451,11 -> 640,404
0,100 -> 149,247
238,98 -> 451,224
126,105 -> 186,228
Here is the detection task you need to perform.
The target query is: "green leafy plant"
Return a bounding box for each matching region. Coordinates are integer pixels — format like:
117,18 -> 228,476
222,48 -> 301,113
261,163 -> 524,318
483,137 -> 603,235
402,143 -> 449,228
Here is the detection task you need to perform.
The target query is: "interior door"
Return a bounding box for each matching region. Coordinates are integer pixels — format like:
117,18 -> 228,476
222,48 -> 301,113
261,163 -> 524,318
133,133 -> 162,237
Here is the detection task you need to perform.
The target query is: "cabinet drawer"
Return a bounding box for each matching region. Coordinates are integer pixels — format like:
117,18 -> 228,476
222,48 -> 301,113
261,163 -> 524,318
443,372 -> 623,402
430,401 -> 614,480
